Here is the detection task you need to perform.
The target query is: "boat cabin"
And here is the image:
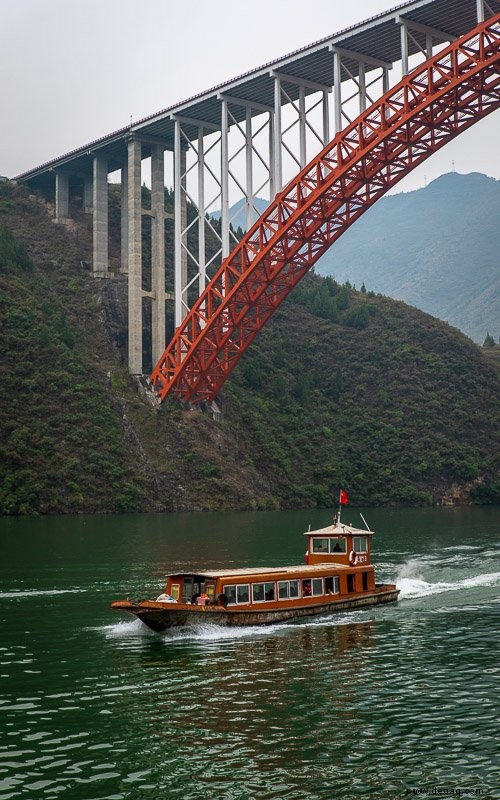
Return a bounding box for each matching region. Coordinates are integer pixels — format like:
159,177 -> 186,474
305,521 -> 373,567
159,520 -> 375,609
112,514 -> 398,630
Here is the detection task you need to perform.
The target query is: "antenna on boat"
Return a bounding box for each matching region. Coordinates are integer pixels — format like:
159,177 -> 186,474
359,512 -> 371,532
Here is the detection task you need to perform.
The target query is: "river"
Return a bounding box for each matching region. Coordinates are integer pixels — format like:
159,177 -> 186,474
0,507 -> 499,800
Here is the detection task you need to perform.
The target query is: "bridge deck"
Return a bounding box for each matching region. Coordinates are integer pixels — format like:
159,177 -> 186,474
15,0 -> 500,186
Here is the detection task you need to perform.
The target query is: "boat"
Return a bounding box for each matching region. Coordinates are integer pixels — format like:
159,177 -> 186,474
111,499 -> 399,632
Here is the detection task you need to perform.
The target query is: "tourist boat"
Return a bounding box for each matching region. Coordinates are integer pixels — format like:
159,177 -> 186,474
111,500 -> 399,631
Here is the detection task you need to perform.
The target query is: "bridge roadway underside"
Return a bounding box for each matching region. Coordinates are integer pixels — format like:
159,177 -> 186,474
15,0 -> 500,378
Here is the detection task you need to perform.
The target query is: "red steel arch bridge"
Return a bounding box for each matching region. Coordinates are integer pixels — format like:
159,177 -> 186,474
16,0 -> 500,406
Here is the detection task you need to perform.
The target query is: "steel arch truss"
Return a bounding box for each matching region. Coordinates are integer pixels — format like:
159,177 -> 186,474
151,15 -> 500,405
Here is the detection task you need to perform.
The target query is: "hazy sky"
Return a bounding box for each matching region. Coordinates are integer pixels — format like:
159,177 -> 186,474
2,0 -> 499,192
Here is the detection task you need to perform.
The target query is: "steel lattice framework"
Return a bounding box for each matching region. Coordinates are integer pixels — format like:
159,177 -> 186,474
151,14 -> 500,404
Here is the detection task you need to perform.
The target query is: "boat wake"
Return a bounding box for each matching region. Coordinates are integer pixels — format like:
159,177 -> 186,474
102,618 -> 155,638
102,611 -> 369,644
396,559 -> 500,600
0,588 -> 86,600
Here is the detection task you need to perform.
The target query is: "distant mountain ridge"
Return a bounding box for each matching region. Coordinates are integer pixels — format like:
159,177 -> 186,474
210,196 -> 269,232
227,173 -> 499,343
314,172 -> 499,343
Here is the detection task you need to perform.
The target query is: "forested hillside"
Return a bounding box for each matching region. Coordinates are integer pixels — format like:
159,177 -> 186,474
0,181 -> 499,515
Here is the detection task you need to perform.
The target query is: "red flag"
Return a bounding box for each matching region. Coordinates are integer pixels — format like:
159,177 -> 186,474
340,489 -> 349,505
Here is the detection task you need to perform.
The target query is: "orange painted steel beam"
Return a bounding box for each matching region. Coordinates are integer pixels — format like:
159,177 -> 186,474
151,15 -> 500,404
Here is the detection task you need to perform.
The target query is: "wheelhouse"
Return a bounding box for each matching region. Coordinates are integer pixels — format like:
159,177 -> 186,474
305,521 -> 373,567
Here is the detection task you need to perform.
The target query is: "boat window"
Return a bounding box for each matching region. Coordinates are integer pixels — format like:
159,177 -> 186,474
205,581 -> 216,603
311,578 -> 324,596
252,582 -> 276,602
236,585 -> 250,604
353,536 -> 368,553
223,584 -> 250,605
325,576 -> 339,594
170,583 -> 180,601
224,585 -> 237,604
278,580 -> 300,600
312,538 -> 329,553
329,537 -> 346,553
182,577 -> 194,603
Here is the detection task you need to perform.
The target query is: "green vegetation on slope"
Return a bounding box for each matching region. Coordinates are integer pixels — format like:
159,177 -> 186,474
1,182 -> 499,515
222,273 -> 500,507
0,192 -> 148,514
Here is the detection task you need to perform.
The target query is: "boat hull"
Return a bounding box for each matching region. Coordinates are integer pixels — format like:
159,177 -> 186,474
111,585 -> 399,632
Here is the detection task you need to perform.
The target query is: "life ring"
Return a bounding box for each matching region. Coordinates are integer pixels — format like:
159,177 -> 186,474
349,550 -> 358,566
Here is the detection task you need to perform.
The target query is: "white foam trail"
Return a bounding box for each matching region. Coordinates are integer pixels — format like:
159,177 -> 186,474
103,611 -> 369,644
102,619 -> 153,638
398,572 -> 500,600
0,589 -> 85,599
442,545 -> 482,551
395,558 -> 426,582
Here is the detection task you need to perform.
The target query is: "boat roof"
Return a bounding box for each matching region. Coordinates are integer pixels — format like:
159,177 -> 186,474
166,563 -> 353,580
304,522 -> 374,537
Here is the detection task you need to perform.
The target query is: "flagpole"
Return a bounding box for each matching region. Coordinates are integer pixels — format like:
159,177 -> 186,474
338,489 -> 342,525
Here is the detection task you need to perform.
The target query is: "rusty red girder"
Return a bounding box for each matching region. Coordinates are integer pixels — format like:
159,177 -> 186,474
151,14 -> 500,404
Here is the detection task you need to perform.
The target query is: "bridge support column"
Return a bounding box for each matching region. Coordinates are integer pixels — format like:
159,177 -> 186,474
83,176 -> 92,213
400,21 -> 409,75
221,98 -> 230,258
322,90 -> 330,146
55,171 -> 69,221
272,75 -> 283,192
197,128 -> 206,294
174,121 -> 188,328
151,144 -> 166,365
127,138 -> 142,375
333,50 -> 342,134
120,161 -> 128,273
92,155 -> 108,276
476,0 -> 485,22
245,108 -> 254,231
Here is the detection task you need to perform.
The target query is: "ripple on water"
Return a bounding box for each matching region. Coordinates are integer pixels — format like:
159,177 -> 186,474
1,523 -> 499,799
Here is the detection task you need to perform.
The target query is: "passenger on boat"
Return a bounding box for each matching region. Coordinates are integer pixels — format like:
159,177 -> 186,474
156,592 -> 177,603
196,593 -> 209,605
218,593 -> 229,607
302,580 -> 312,597
191,593 -> 200,605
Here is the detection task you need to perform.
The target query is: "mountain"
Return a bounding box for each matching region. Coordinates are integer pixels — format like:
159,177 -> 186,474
1,181 -> 499,515
314,172 -> 500,344
210,196 -> 269,232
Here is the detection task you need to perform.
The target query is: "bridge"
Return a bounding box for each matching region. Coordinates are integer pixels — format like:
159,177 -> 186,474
15,0 -> 500,406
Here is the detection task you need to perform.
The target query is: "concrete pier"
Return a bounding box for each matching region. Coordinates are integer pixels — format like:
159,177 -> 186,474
55,171 -> 69,221
127,138 -> 143,375
151,144 -> 166,365
92,156 -> 108,276
120,161 -> 128,274
83,176 -> 93,214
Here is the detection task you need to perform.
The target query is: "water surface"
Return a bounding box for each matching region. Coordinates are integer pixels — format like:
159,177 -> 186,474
1,508 -> 499,799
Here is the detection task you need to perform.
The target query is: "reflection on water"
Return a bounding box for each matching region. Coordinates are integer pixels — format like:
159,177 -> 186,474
0,507 -> 499,799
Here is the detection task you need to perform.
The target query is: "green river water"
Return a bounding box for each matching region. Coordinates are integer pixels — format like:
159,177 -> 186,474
0,507 -> 499,800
